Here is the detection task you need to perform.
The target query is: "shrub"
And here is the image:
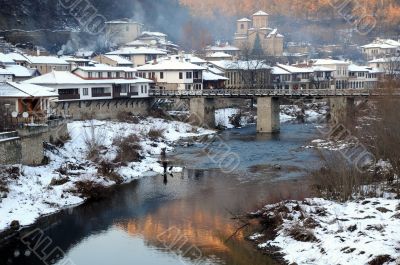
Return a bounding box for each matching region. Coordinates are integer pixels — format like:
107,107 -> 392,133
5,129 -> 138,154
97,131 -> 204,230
311,153 -> 372,201
147,129 -> 165,141
116,112 -> 141,124
113,134 -> 143,163
229,112 -> 243,128
83,121 -> 106,161
287,224 -> 317,242
98,160 -> 123,184
73,180 -> 107,200
50,177 -> 70,186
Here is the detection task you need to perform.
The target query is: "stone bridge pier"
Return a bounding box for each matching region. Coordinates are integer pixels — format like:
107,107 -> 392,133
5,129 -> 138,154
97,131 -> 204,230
189,96 -> 281,133
256,97 -> 280,133
189,97 -> 216,129
329,97 -> 355,124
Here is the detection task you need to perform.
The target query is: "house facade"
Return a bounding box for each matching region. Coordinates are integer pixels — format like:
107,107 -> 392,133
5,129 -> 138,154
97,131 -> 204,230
93,54 -> 134,67
25,56 -> 70,75
361,38 -> 400,60
136,57 -> 205,91
234,11 -> 284,56
106,47 -> 167,67
25,67 -> 152,101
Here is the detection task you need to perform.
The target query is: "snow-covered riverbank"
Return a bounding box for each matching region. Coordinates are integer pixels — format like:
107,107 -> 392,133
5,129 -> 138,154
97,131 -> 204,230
0,118 -> 214,232
249,197 -> 400,265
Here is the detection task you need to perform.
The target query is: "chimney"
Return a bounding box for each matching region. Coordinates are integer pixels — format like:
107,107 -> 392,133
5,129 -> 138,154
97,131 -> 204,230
36,48 -> 40,56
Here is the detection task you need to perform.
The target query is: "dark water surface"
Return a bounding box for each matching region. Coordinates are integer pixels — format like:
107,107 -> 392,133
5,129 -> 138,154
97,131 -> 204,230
0,123 -> 321,265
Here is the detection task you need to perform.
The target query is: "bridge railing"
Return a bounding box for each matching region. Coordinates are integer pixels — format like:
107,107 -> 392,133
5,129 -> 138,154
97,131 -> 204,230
149,88 -> 378,97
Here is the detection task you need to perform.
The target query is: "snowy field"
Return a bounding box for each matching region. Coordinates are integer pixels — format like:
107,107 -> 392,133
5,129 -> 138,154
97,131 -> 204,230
0,118 -> 214,232
251,198 -> 400,265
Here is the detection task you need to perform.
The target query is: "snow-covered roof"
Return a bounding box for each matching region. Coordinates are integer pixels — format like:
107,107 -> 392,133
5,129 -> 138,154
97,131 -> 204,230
267,29 -> 284,38
361,38 -> 400,49
369,57 -> 400,63
206,45 -> 240,52
0,81 -> 58,98
100,55 -> 133,65
25,71 -> 151,85
203,71 -> 228,81
124,40 -> 149,47
211,60 -> 271,70
313,59 -> 350,65
25,56 -> 69,65
7,53 -> 29,62
141,31 -> 167,37
348,64 -> 369,72
0,53 -> 15,64
107,47 -> 167,56
136,58 -> 206,71
276,64 -> 313,73
76,64 -> 136,72
0,68 -> 13,75
75,50 -> 95,57
61,56 -> 91,63
237,18 -> 251,22
271,66 -> 290,75
6,65 -> 35,77
253,10 -> 269,16
184,54 -> 207,64
312,66 -> 335,72
207,52 -> 233,58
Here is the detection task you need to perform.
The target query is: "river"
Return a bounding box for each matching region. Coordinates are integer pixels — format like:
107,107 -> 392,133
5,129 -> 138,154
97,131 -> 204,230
0,122 -> 322,265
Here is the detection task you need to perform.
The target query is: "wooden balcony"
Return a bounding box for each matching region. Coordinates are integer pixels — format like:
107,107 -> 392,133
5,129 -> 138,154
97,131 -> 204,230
59,94 -> 80,100
92,93 -> 112,98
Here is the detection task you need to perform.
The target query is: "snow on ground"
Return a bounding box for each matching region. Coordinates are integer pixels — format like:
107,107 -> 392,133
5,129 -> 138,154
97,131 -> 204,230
251,198 -> 400,265
0,118 -> 214,232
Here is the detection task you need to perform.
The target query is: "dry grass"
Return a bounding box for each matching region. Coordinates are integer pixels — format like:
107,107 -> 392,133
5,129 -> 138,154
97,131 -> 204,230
113,134 -> 143,164
287,224 -> 318,242
98,160 -> 123,184
73,180 -> 107,200
147,128 -> 165,141
311,153 -> 371,201
116,112 -> 141,124
368,255 -> 395,265
83,121 -> 106,161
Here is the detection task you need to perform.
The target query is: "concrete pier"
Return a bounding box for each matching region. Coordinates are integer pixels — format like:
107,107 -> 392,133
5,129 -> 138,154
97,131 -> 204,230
189,98 -> 216,129
257,97 -> 280,133
329,97 -> 355,124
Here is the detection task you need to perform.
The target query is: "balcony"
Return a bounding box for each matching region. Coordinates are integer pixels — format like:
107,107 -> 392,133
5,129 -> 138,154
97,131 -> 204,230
92,93 -> 112,98
59,94 -> 80,100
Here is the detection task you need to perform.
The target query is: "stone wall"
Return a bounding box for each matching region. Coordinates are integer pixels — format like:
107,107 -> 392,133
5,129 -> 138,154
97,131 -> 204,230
0,132 -> 21,165
0,121 -> 69,166
53,99 -> 151,120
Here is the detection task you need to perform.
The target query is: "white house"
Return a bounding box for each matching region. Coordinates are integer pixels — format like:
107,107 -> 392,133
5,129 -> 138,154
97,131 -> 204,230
25,55 -> 70,75
0,68 -> 14,82
136,57 -> 206,91
361,38 -> 400,60
25,66 -> 152,101
106,47 -> 167,67
312,59 -> 350,89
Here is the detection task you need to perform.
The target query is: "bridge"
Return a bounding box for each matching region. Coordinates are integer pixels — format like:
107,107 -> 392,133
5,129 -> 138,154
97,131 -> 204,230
150,88 -> 391,133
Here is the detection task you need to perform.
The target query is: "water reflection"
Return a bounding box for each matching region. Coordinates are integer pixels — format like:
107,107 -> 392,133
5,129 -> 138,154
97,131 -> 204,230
0,124 -> 318,265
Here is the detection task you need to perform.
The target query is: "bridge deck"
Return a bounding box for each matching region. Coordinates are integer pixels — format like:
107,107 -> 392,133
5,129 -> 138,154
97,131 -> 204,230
150,88 -> 389,98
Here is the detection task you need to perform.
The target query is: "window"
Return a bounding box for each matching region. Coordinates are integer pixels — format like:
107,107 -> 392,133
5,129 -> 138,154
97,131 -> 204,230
116,72 -> 120,78
108,72 -> 112,78
240,24 -> 244,29
193,71 -> 199,79
179,72 -> 183,79
88,72 -> 93,78
186,72 -> 192,79
160,72 -> 164,79
141,85 -> 144,94
83,88 -> 88,96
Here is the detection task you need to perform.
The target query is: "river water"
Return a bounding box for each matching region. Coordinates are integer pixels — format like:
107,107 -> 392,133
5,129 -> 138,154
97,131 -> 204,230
0,122 -> 321,265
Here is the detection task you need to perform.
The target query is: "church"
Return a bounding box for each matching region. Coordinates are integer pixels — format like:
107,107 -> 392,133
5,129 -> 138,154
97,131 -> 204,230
234,10 -> 284,56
